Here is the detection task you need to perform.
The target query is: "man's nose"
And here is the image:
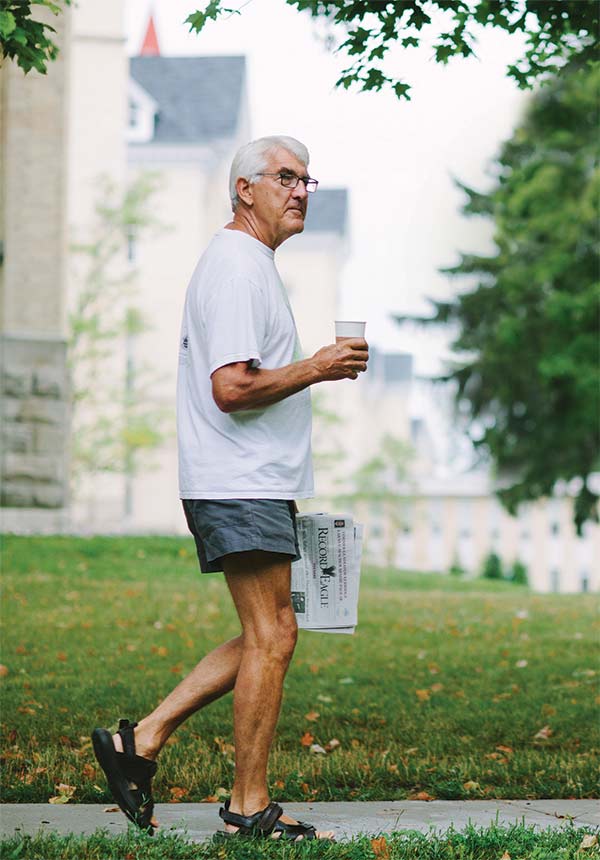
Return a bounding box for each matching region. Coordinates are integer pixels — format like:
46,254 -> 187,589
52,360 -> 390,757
291,180 -> 309,200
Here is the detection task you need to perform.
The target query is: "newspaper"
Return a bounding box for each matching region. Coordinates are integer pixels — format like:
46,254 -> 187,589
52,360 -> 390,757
291,513 -> 364,634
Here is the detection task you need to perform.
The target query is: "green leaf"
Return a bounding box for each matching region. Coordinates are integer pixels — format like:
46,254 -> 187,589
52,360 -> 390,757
0,10 -> 17,39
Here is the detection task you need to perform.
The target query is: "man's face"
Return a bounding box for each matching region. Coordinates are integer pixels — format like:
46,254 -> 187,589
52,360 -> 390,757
247,146 -> 310,244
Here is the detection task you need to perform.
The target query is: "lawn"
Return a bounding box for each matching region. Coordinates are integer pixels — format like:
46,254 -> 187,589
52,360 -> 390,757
1,535 -> 599,809
1,823 -> 599,860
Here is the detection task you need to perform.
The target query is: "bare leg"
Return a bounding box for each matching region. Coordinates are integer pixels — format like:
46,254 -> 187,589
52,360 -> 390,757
223,550 -> 334,840
113,634 -> 244,759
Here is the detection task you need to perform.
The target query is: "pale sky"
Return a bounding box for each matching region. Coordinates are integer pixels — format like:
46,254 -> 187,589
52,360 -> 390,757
125,0 -> 530,375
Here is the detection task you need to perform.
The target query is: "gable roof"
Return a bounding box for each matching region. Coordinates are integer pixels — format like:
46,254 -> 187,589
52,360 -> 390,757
129,56 -> 245,144
304,188 -> 348,235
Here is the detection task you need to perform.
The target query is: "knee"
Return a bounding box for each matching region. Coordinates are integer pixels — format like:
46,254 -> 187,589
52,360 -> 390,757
246,607 -> 298,662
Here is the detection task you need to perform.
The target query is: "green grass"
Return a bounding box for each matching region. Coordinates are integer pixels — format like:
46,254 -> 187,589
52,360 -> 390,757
1,535 -> 599,806
1,824 -> 599,859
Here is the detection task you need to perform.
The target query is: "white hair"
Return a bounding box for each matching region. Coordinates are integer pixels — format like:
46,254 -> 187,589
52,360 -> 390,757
229,135 -> 310,211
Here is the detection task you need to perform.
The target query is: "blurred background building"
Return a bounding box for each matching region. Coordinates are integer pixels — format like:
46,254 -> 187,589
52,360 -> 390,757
1,0 -> 597,594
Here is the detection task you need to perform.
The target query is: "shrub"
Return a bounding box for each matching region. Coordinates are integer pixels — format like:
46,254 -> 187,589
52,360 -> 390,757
449,556 -> 465,577
481,551 -> 503,580
510,559 -> 529,585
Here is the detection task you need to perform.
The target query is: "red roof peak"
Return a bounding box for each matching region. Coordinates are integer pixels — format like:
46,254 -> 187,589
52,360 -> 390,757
140,13 -> 160,56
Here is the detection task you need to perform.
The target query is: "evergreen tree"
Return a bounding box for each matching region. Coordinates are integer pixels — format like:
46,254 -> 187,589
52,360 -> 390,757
396,58 -> 600,534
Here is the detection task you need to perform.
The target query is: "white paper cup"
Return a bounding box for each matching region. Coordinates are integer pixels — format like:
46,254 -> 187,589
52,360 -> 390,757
335,320 -> 366,341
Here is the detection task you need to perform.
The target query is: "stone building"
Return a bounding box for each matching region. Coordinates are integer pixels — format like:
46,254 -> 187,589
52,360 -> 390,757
1,5 -> 72,532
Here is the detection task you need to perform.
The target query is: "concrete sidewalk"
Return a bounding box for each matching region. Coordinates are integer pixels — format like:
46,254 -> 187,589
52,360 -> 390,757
1,800 -> 598,843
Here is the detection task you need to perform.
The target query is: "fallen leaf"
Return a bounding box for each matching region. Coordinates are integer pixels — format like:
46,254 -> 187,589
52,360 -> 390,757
213,737 -> 235,756
49,783 -> 75,804
170,664 -> 183,675
169,786 -> 187,802
415,689 -> 431,702
104,806 -> 120,813
500,852 -> 511,860
300,732 -> 314,747
405,747 -> 418,755
413,791 -> 435,801
300,782 -> 311,794
541,704 -> 557,717
17,707 -> 36,716
82,763 -> 96,780
310,744 -> 327,755
48,794 -> 71,803
304,711 -> 320,722
317,694 -> 332,703
201,795 -> 219,802
56,653 -> 67,662
351,738 -> 360,748
325,738 -> 341,752
430,683 -> 444,693
428,663 -> 440,675
274,780 -> 285,790
309,664 -> 319,673
0,665 -> 9,678
534,725 -> 553,740
371,835 -> 391,858
580,834 -> 598,849
463,780 -> 480,791
387,764 -> 399,773
515,660 -> 528,668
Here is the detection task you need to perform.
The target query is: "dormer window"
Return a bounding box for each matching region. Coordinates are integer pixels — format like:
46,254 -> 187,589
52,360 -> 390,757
126,80 -> 158,144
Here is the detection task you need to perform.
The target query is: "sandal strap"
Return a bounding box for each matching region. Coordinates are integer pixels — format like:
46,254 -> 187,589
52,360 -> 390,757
219,801 -> 283,835
274,820 -> 317,840
115,751 -> 157,782
117,719 -> 139,760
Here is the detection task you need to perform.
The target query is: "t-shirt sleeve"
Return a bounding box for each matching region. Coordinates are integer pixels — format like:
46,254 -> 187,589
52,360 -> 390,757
202,277 -> 266,377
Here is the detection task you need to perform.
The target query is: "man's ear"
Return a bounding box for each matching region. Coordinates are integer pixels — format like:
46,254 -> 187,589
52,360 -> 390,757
236,176 -> 254,207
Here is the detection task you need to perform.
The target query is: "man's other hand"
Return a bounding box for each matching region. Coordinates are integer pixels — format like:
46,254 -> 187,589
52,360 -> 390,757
310,339 -> 369,381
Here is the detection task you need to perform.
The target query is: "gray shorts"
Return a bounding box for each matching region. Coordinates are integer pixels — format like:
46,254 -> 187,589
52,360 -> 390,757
182,498 -> 301,573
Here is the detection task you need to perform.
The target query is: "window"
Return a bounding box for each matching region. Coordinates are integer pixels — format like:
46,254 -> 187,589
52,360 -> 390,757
126,228 -> 137,265
581,575 -> 589,593
550,522 -> 560,536
550,569 -> 560,592
128,99 -> 139,129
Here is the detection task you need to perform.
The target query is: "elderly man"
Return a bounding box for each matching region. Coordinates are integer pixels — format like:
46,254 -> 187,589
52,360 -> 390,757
92,135 -> 369,842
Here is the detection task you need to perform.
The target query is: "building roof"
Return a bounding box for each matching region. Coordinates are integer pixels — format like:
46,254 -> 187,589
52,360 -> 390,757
304,188 -> 348,235
129,56 -> 245,144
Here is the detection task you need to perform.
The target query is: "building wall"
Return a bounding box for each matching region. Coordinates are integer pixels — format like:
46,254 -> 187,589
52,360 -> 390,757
360,492 -> 599,594
65,0 -> 131,530
0,7 -> 71,336
0,7 -> 72,530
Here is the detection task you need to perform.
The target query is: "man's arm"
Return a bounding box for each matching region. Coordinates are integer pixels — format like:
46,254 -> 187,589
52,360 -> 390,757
211,339 -> 369,413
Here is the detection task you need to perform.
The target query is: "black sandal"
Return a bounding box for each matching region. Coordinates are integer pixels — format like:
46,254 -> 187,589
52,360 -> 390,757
219,798 -> 330,842
91,719 -> 157,833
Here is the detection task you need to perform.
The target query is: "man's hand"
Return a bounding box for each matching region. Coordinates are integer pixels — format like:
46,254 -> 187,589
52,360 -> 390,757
310,338 -> 369,381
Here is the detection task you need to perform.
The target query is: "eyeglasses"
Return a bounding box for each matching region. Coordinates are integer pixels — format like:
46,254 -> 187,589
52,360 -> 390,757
257,172 -> 319,193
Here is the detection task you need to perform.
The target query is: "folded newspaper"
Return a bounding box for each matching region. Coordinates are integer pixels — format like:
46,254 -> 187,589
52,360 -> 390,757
291,513 -> 364,634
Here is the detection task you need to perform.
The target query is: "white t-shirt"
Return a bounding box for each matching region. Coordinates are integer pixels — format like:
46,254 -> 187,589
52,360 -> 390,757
177,228 -> 314,499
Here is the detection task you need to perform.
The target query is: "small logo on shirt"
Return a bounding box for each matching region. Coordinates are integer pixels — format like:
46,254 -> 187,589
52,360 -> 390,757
334,519 -> 345,528
181,335 -> 189,350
